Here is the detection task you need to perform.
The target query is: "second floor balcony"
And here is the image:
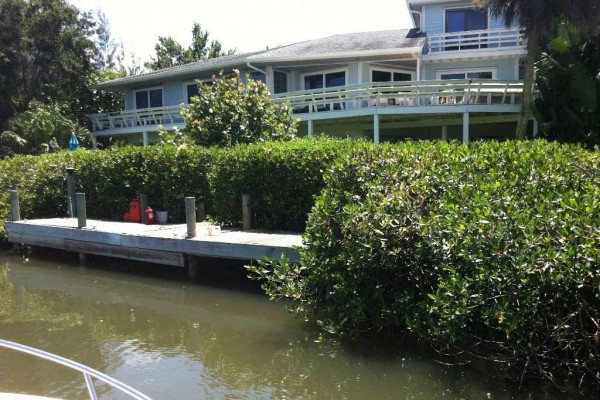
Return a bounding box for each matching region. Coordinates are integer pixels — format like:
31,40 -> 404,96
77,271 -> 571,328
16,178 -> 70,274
88,79 -> 525,136
424,28 -> 526,60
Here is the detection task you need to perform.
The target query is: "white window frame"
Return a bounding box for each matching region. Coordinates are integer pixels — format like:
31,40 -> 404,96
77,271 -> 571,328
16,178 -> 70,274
436,67 -> 497,80
300,67 -> 348,91
443,5 -> 490,33
369,66 -> 415,82
133,86 -> 164,109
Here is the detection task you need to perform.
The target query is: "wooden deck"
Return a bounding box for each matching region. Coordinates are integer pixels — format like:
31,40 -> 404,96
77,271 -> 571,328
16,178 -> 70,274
4,218 -> 302,267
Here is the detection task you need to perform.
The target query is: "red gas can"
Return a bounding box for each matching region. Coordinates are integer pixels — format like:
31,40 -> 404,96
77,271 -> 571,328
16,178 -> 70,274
145,207 -> 157,225
123,199 -> 142,222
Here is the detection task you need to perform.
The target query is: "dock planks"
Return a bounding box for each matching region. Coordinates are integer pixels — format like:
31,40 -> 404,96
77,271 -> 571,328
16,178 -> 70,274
5,218 -> 302,267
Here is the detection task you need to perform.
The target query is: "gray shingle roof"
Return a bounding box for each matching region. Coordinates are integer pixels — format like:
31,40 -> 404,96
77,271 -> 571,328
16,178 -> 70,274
250,29 -> 423,60
97,30 -> 424,89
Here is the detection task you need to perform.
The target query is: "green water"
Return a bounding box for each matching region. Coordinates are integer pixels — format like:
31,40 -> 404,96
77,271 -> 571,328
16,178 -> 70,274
0,250 -> 591,399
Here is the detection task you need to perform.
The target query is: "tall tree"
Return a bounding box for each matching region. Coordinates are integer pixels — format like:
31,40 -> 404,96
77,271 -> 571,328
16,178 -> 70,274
0,0 -> 99,128
0,0 -> 26,130
144,22 -> 234,71
479,0 -> 600,139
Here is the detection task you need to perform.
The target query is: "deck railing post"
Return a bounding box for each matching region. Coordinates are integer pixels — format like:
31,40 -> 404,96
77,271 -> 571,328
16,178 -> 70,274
66,167 -> 76,218
76,193 -> 87,229
242,194 -> 251,230
140,194 -> 148,224
9,190 -> 20,221
198,201 -> 206,223
185,197 -> 196,238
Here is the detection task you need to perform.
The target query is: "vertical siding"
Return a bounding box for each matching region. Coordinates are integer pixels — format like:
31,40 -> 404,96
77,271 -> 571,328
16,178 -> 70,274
125,90 -> 134,110
423,58 -> 519,80
163,81 -> 183,106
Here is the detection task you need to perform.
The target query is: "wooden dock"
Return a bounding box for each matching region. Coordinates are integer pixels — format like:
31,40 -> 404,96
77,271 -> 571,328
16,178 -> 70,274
4,218 -> 302,270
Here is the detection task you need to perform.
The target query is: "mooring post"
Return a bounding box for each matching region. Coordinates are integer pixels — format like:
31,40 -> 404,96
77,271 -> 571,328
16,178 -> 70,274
76,193 -> 87,228
140,194 -> 148,224
9,190 -> 20,221
185,197 -> 196,238
242,194 -> 251,230
197,201 -> 206,222
66,166 -> 76,218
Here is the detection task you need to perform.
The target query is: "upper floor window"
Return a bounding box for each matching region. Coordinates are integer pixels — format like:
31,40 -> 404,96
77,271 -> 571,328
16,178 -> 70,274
303,70 -> 345,90
371,69 -> 412,82
436,68 -> 496,80
445,8 -> 487,33
186,83 -> 199,104
274,71 -> 287,94
135,88 -> 162,109
249,71 -> 266,83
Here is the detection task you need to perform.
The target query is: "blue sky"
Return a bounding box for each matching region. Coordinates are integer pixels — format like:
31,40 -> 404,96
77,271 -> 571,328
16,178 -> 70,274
69,0 -> 413,62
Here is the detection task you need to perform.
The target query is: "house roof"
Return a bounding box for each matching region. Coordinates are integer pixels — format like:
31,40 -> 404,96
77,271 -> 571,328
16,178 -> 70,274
97,29 -> 425,90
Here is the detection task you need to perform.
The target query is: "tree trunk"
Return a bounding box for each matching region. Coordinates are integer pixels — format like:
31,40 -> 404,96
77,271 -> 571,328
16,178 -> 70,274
515,40 -> 537,140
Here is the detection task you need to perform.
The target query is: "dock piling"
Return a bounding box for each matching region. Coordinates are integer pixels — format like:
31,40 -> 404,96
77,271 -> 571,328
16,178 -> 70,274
185,197 -> 196,238
66,167 -> 76,218
76,193 -> 87,228
242,194 -> 251,230
9,190 -> 20,221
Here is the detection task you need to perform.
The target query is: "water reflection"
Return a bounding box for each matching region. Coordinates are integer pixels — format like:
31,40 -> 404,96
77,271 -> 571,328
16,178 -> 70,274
0,250 -> 591,399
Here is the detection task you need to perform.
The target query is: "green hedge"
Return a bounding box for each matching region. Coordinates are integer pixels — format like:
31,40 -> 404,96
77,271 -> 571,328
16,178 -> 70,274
0,146 -> 215,238
0,138 -> 355,238
208,138 -> 364,231
250,140 -> 600,385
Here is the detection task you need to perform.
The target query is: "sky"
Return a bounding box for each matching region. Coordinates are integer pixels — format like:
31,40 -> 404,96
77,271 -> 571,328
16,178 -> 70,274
68,0 -> 413,63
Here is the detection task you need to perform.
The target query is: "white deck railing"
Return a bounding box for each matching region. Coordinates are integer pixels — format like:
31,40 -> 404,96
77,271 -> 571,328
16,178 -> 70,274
88,105 -> 184,132
270,80 -> 524,114
426,28 -> 526,54
88,80 -> 525,132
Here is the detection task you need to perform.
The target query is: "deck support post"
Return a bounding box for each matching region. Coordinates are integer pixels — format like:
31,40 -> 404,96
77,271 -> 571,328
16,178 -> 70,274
462,112 -> 470,143
78,253 -> 88,265
140,194 -> 148,224
185,197 -> 197,238
198,201 -> 206,222
76,193 -> 87,229
91,136 -> 98,150
307,120 -> 314,137
442,125 -> 448,141
373,114 -> 380,144
66,167 -> 76,218
187,255 -> 201,280
142,131 -> 149,146
242,194 -> 251,230
533,118 -> 539,138
9,190 -> 20,221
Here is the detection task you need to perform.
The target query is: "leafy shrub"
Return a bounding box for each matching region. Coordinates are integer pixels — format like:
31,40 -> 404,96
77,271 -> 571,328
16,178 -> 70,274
208,138 -> 364,231
0,102 -> 91,157
250,140 -> 600,385
181,70 -> 298,147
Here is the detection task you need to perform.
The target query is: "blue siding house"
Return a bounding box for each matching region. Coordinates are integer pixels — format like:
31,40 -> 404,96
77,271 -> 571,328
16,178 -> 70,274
89,0 -> 529,145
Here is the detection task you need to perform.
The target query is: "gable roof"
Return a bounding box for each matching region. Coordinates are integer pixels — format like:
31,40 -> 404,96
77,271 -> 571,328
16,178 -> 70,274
97,29 -> 424,90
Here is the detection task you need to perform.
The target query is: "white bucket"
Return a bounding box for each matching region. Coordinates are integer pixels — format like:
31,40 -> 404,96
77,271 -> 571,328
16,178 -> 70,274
156,211 -> 168,225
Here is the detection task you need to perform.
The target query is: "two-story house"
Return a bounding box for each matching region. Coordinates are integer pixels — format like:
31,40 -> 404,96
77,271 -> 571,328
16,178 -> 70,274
89,0 -> 530,146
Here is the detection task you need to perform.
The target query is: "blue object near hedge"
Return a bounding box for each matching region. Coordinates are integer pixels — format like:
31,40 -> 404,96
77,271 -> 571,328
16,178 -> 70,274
68,132 -> 79,151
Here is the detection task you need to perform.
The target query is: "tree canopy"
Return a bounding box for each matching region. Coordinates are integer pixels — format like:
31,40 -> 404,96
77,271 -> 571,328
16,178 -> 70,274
181,71 -> 297,147
144,23 -> 234,71
479,0 -> 600,139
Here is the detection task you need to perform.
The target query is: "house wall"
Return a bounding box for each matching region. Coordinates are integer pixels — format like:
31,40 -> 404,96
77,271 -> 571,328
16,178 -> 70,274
422,58 -> 518,80
422,0 -> 506,35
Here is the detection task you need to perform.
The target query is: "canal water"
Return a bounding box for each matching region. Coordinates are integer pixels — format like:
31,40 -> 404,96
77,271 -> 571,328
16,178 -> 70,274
0,250 -> 591,399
